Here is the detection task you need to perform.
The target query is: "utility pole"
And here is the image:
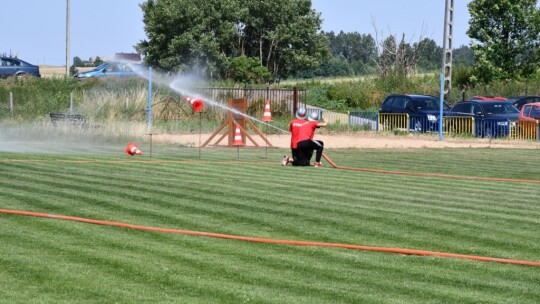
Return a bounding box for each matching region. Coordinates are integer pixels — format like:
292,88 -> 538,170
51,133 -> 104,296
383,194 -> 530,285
439,0 -> 454,141
441,0 -> 454,101
65,0 -> 71,77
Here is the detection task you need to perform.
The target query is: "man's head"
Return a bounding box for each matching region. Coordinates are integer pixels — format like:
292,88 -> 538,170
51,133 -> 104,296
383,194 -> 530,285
295,108 -> 307,119
308,111 -> 320,121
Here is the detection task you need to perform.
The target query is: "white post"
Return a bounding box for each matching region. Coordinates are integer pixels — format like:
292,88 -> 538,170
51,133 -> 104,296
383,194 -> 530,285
70,92 -> 74,113
9,92 -> 13,116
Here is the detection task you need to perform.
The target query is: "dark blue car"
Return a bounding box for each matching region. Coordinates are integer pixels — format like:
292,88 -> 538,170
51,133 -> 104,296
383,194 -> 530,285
448,100 -> 519,138
379,94 -> 449,132
506,96 -> 540,110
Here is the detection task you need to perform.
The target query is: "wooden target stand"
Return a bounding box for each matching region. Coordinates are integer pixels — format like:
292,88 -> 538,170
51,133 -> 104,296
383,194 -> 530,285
200,98 -> 273,148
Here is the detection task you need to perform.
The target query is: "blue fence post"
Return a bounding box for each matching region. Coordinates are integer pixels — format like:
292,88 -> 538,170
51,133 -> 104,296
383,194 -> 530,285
438,72 -> 444,141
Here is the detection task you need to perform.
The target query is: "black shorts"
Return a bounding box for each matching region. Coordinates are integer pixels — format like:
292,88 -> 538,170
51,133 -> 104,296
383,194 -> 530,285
294,139 -> 323,166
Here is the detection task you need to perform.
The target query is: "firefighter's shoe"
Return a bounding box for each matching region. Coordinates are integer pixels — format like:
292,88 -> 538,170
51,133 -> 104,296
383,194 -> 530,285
281,156 -> 291,166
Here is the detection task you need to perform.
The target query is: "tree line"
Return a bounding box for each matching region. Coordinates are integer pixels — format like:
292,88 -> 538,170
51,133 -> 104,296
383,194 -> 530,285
295,31 -> 475,79
129,0 -> 539,86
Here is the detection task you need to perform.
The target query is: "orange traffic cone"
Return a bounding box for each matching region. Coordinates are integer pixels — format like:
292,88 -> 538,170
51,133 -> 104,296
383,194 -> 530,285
125,142 -> 143,156
185,97 -> 204,112
262,100 -> 272,122
233,124 -> 244,146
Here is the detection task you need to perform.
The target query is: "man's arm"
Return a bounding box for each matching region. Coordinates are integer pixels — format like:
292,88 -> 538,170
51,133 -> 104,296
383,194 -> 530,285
317,118 -> 327,127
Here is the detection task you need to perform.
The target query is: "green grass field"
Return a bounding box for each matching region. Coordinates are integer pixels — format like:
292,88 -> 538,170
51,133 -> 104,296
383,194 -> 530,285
1,146 -> 540,303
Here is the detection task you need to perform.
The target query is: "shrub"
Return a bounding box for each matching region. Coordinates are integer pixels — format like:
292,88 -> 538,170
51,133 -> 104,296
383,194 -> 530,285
226,56 -> 271,84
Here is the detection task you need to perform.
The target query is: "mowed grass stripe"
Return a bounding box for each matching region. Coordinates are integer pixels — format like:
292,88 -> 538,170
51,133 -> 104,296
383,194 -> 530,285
2,147 -> 540,181
2,157 -> 536,226
1,197 -> 536,262
1,156 -> 540,260
2,216 -> 435,302
328,148 -> 540,180
2,150 -> 540,302
2,214 -> 540,303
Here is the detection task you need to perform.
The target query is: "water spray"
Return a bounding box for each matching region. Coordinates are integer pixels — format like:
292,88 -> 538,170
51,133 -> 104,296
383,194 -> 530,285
123,60 -> 290,134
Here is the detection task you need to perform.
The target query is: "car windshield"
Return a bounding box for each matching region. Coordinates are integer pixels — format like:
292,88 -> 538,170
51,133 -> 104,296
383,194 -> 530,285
95,63 -> 109,70
483,103 -> 519,114
412,97 -> 446,110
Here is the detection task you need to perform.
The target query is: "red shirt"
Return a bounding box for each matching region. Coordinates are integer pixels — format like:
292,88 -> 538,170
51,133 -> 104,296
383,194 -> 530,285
289,119 -> 308,148
298,120 -> 319,141
289,119 -> 318,148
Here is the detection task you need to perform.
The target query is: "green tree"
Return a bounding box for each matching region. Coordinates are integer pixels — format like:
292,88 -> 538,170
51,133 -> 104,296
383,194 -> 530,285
415,38 -> 442,71
136,0 -> 328,81
323,31 -> 377,75
70,57 -> 84,76
226,55 -> 271,84
136,0 -> 239,77
467,0 -> 540,83
72,57 -> 84,67
240,0 -> 328,80
318,55 -> 354,77
93,57 -> 104,67
453,45 -> 475,67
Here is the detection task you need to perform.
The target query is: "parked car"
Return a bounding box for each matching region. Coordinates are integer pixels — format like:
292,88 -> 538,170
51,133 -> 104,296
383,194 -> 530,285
0,57 -> 41,78
73,62 -> 141,78
507,96 -> 540,110
517,102 -> 540,139
379,94 -> 450,132
448,100 -> 519,138
519,102 -> 540,122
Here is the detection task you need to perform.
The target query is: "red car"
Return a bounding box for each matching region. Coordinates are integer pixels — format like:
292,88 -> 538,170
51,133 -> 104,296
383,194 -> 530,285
471,95 -> 507,101
519,102 -> 540,122
518,102 -> 540,139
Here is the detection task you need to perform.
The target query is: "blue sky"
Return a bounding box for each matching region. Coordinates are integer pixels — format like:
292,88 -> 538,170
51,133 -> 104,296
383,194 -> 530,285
1,0 -> 471,66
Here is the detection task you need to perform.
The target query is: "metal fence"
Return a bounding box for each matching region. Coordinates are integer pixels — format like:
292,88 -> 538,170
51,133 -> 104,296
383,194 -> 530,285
306,110 -> 379,130
375,113 -> 540,140
377,113 -> 410,132
445,117 -> 517,138
443,116 -> 475,136
196,87 -> 306,116
377,113 -> 441,133
349,111 -> 378,130
510,120 -> 539,140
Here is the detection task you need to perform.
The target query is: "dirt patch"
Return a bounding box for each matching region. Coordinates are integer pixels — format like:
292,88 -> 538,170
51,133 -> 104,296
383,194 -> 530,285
40,66 -> 94,78
153,132 -> 540,150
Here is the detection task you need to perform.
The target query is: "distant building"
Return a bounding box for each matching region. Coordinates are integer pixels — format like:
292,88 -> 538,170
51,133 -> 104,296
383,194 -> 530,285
115,53 -> 141,62
89,53 -> 141,63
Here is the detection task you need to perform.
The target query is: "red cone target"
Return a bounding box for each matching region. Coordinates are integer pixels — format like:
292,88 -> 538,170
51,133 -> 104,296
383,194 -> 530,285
125,142 -> 143,156
185,97 -> 204,112
233,124 -> 244,146
262,100 -> 272,122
